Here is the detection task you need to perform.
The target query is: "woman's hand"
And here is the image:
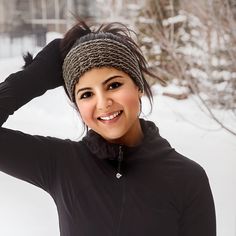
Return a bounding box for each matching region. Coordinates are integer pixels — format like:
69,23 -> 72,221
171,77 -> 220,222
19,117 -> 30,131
0,39 -> 64,125
23,38 -> 64,89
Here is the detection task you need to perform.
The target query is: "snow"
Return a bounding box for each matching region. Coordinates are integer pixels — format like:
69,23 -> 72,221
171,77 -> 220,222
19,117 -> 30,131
212,70 -> 234,81
0,56 -> 236,236
46,32 -> 63,44
188,67 -> 209,80
138,16 -> 156,24
162,15 -> 187,26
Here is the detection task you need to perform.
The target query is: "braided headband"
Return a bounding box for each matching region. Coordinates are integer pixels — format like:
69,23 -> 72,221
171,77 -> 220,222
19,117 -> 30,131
63,38 -> 144,101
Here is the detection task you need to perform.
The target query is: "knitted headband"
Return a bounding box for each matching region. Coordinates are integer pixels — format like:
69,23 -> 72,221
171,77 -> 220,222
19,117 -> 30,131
63,35 -> 144,101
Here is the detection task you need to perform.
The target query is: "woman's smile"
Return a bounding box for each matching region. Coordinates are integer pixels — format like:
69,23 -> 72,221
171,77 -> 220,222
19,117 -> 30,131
98,110 -> 122,121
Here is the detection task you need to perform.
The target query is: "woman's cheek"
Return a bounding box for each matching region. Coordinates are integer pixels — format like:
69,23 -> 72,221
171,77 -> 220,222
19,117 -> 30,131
118,90 -> 140,111
76,102 -> 93,124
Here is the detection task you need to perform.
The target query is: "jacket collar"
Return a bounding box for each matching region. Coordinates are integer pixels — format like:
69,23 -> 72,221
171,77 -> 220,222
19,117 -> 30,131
82,119 -> 160,160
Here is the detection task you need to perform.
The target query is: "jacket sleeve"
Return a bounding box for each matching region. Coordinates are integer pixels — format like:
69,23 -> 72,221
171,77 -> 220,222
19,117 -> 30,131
179,168 -> 216,236
0,39 -> 63,125
0,39 -> 65,192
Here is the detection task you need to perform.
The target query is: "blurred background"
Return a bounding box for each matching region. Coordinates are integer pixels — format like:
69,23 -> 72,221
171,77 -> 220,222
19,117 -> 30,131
0,0 -> 236,132
0,0 -> 236,235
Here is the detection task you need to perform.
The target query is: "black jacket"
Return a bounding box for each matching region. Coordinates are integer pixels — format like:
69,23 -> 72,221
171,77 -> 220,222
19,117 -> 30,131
0,95 -> 216,236
0,41 -> 216,235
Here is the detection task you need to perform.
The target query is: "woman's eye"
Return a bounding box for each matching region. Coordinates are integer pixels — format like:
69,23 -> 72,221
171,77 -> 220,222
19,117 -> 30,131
80,91 -> 92,99
108,82 -> 122,90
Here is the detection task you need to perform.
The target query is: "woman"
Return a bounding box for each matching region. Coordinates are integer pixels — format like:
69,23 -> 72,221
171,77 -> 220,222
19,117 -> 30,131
0,20 -> 216,236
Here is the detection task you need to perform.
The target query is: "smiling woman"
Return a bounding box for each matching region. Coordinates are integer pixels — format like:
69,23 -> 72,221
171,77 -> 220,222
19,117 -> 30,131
0,19 -> 216,236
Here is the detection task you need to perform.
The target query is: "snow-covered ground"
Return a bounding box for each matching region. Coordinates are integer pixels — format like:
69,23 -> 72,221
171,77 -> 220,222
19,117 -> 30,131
0,54 -> 236,236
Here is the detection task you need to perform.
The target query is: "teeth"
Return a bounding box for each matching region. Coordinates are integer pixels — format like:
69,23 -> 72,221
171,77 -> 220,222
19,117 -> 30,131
100,111 -> 121,121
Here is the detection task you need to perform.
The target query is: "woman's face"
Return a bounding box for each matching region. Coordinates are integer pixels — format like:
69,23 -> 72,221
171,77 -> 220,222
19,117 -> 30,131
74,67 -> 143,146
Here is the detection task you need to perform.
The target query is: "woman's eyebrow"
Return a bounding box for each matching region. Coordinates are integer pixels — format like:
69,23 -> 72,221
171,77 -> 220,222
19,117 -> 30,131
102,75 -> 123,85
76,75 -> 123,94
76,87 -> 91,94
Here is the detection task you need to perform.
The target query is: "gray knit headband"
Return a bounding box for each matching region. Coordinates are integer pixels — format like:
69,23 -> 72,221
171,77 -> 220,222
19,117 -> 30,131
63,37 -> 144,101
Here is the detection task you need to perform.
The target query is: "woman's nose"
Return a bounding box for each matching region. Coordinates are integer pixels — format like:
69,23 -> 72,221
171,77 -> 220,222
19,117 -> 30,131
97,95 -> 113,111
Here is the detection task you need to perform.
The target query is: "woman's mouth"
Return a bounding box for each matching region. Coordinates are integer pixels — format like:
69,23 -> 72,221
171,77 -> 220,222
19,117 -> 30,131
98,110 -> 122,121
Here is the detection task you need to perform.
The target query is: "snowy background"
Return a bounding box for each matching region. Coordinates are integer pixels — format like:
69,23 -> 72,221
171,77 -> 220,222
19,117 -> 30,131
0,38 -> 236,236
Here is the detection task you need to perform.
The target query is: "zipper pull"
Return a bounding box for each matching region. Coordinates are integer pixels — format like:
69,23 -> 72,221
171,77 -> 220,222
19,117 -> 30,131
116,146 -> 123,179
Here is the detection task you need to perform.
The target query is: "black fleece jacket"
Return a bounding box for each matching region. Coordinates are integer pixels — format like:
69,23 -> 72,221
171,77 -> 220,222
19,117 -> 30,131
0,41 -> 216,236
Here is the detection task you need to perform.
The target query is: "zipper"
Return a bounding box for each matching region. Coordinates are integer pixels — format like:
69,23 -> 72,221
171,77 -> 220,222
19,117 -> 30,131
116,145 -> 126,236
116,145 -> 123,179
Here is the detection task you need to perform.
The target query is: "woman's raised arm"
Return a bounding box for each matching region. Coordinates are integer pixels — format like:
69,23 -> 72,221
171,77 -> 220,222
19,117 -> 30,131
0,39 -> 67,192
0,39 -> 63,126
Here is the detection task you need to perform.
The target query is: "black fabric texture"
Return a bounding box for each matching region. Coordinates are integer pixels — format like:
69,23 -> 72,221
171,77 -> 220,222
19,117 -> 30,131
0,56 -> 216,235
0,39 -> 63,124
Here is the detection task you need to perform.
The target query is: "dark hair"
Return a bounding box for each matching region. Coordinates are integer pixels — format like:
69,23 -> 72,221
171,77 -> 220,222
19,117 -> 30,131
60,19 -> 164,134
